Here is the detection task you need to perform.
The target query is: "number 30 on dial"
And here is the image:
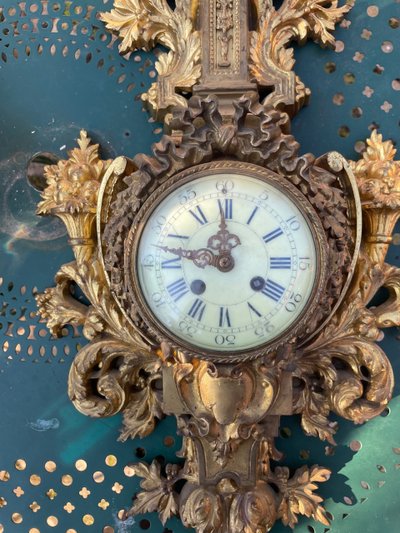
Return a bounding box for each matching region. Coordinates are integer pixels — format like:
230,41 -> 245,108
131,164 -> 325,355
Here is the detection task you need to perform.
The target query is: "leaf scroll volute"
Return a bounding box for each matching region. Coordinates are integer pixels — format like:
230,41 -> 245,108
250,0 -> 352,114
100,0 -> 201,119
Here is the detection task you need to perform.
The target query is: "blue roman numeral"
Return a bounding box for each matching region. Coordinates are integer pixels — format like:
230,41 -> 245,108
262,279 -> 285,302
219,307 -> 231,327
218,198 -> 233,219
263,227 -> 284,243
161,257 -> 182,269
166,278 -> 189,302
188,299 -> 206,321
247,207 -> 258,225
248,302 -> 262,318
270,257 -> 291,269
189,206 -> 208,225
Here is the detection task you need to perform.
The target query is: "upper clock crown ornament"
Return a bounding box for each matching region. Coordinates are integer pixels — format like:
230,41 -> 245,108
101,0 -> 352,120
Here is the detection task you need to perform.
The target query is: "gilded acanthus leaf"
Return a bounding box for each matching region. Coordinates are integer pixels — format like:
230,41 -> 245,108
127,461 -> 180,525
100,0 -> 201,117
250,0 -> 351,111
275,465 -> 331,528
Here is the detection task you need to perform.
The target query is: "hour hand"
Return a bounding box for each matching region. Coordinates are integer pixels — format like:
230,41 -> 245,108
155,244 -> 216,269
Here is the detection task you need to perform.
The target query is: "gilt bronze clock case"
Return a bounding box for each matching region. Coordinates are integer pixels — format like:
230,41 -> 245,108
122,160 -> 329,362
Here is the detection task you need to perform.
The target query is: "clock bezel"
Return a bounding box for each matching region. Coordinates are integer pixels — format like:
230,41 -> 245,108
125,161 -> 329,362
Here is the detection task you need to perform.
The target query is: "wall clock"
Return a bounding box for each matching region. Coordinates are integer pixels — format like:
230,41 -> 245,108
0,1 -> 400,532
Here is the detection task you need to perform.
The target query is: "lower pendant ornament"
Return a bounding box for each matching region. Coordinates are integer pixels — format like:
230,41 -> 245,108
36,97 -> 400,532
124,357 -> 332,532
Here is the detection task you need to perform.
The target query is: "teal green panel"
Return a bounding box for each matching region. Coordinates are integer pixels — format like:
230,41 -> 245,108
0,1 -> 399,532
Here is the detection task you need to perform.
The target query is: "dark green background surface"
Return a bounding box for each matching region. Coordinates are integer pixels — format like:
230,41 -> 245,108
0,0 -> 399,531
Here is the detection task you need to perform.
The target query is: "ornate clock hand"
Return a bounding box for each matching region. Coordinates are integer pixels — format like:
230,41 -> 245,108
207,203 -> 241,253
154,244 -> 216,269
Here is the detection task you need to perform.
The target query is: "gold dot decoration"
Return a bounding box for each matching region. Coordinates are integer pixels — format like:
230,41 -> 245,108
13,486 -> 24,497
29,501 -> 41,513
75,459 -> 88,471
47,516 -> 59,527
0,525 -> 4,533
103,527 -> 115,533
93,471 -> 105,483
0,470 -> 10,482
62,474 -> 73,486
98,498 -> 110,510
83,514 -> 95,525
46,488 -> 57,500
29,529 -> 40,533
105,454 -> 118,467
79,487 -> 91,499
30,474 -> 41,486
66,530 -> 78,533
0,497 -> 7,508
64,502 -> 76,513
15,459 -> 26,471
45,461 -> 57,472
112,482 -> 124,494
124,465 -> 136,477
11,512 -> 23,524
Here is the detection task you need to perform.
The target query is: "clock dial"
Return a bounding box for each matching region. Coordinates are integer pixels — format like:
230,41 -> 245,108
135,170 -> 320,353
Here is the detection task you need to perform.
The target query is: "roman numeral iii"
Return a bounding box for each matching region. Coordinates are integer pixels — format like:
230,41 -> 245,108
270,257 -> 291,269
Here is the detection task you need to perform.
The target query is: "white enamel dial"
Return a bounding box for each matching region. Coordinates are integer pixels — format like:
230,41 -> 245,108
135,171 -> 319,352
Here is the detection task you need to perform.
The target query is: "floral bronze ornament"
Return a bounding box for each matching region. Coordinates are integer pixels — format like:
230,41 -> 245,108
36,1 -> 400,532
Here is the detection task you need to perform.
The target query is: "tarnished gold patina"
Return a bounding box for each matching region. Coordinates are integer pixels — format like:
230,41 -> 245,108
36,1 -> 400,532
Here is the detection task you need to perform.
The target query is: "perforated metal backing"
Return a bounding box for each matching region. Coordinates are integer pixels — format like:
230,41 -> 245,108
0,1 -> 399,532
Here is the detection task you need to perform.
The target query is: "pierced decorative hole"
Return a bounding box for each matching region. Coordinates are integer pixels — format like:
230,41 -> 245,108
279,427 -> 292,439
332,93 -> 344,105
381,407 -> 391,417
367,5 -> 379,17
392,79 -> 400,91
139,519 -> 151,530
349,440 -> 362,452
381,41 -> 394,53
82,514 -> 95,525
15,459 -> 26,471
377,464 -> 387,473
324,61 -> 336,73
47,516 -> 58,527
335,41 -> 344,53
374,64 -> 384,74
352,107 -> 363,118
343,72 -> 355,84
105,455 -> 117,467
93,471 -> 105,483
135,447 -> 146,458
75,459 -> 88,471
11,513 -> 23,524
361,481 -> 370,490
338,126 -> 350,138
343,496 -> 353,505
354,141 -> 366,153
27,152 -> 59,191
389,17 -> 400,29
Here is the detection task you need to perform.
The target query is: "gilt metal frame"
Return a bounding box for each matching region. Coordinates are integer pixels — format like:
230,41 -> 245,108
35,1 -> 400,531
